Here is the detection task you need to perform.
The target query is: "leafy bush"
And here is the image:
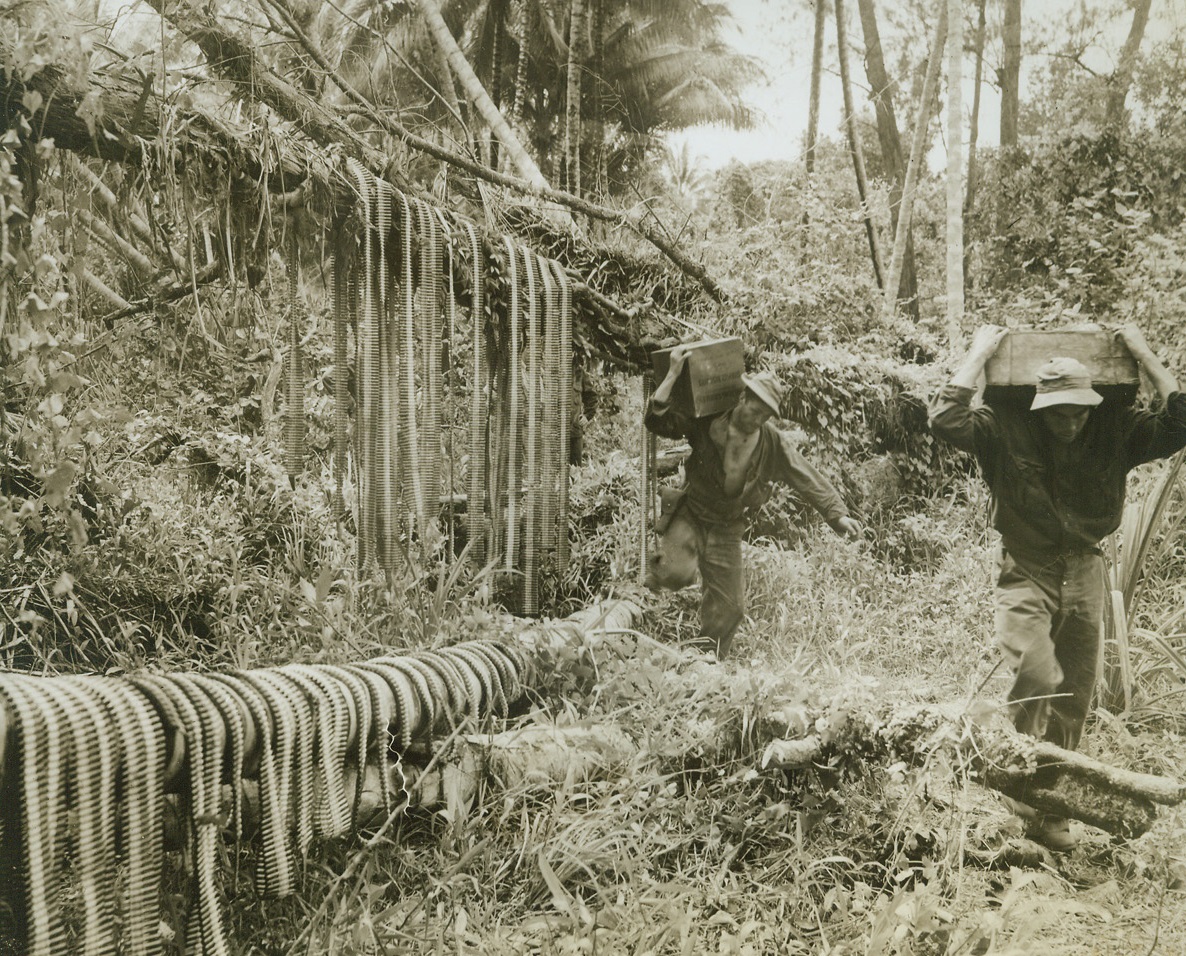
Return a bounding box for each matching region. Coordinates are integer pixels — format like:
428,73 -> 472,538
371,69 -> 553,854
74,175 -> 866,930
971,127 -> 1186,318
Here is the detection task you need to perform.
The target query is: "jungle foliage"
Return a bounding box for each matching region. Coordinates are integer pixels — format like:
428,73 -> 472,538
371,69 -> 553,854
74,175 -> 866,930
2,0 -> 1186,953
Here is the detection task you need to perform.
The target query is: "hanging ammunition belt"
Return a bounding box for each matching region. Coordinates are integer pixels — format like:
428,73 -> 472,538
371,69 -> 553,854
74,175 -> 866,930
296,171 -> 577,602
373,176 -> 398,567
463,220 -> 487,561
523,248 -> 541,615
283,230 -> 305,480
0,638 -> 526,955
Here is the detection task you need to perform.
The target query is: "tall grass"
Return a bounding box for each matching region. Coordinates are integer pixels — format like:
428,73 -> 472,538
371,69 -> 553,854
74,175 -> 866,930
741,483 -> 998,702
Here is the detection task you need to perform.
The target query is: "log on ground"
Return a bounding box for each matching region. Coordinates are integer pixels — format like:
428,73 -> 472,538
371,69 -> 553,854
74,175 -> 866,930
763,703 -> 1186,839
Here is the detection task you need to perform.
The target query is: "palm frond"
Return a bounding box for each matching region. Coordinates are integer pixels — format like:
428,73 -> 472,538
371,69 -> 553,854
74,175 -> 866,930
653,76 -> 759,130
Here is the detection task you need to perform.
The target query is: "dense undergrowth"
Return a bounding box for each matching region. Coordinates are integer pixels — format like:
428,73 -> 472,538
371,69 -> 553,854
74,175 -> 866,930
6,301 -> 1186,952
198,500 -> 1186,955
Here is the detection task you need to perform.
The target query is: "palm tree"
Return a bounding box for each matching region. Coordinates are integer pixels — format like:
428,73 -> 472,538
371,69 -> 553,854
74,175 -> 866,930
662,140 -> 709,208
326,0 -> 762,199
592,0 -> 761,192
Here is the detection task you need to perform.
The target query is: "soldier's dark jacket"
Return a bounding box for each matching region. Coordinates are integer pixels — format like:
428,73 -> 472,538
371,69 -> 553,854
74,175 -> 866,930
644,396 -> 850,528
929,385 -> 1186,560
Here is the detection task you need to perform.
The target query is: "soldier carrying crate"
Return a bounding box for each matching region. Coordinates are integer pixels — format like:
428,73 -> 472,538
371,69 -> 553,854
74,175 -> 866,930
929,324 -> 1186,852
645,343 -> 861,660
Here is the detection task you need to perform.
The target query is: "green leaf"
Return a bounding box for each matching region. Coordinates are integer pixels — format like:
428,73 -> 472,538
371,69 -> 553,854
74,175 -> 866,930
42,461 -> 77,506
315,566 -> 336,604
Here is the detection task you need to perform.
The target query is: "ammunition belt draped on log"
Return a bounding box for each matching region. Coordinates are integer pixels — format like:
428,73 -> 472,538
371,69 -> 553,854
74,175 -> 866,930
321,163 -> 573,609
0,638 -> 531,955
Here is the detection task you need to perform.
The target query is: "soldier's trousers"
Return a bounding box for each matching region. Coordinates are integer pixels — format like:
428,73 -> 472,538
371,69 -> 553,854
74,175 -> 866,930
994,549 -> 1106,752
645,503 -> 745,659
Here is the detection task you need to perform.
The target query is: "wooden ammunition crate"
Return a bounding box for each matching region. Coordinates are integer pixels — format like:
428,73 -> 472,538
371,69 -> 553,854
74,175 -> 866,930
984,329 -> 1139,406
651,337 -> 745,418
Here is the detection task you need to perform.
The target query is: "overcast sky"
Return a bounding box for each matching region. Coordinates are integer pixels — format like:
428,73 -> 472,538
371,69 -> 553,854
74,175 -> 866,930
674,0 -> 1186,170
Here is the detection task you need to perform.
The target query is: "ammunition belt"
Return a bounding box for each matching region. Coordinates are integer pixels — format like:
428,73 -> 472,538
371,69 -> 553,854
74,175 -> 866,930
0,639 -> 525,954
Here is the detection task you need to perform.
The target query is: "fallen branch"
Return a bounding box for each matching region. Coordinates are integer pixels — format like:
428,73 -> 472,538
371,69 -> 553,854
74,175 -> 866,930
761,701 -> 1183,839
73,158 -> 190,273
4,25 -> 686,350
0,52 -> 325,194
92,263 -> 223,327
141,0 -> 392,188
172,0 -> 725,300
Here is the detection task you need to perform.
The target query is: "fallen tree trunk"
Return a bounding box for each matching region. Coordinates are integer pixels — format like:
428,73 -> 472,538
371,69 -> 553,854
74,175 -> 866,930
417,691 -> 1186,843
0,599 -> 642,787
6,597 -> 1176,956
0,598 -> 644,954
1,41 -> 678,364
11,594 -> 1172,852
973,734 -> 1180,837
200,690 -> 1183,850
0,51 -> 327,195
429,643 -> 1186,844
761,703 -> 1183,840
153,710 -> 637,851
147,0 -> 725,301
140,0 -> 395,187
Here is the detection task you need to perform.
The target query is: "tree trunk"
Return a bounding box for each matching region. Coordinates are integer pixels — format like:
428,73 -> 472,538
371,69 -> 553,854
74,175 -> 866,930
411,0 -> 551,190
0,39 -> 325,193
1105,0 -> 1154,127
565,0 -> 587,196
856,0 -> 920,318
1000,0 -> 1022,147
882,4 -> 947,324
856,0 -> 903,176
805,0 -> 828,175
944,0 -> 964,348
835,0 -> 884,288
964,0 -> 988,301
801,0 -> 828,252
965,0 -> 987,216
